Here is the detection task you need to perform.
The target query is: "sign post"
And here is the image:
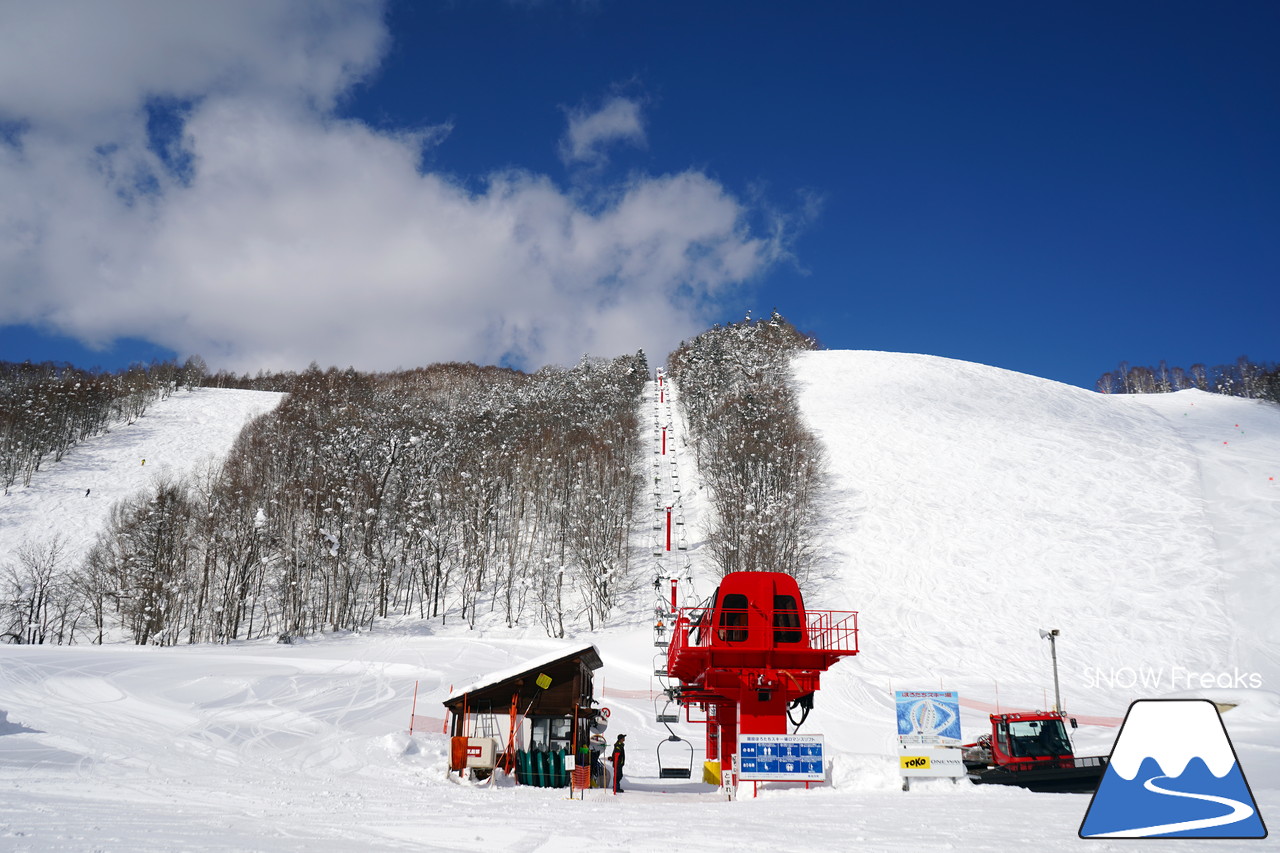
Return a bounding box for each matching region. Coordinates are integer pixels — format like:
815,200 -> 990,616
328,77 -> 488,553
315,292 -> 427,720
894,690 -> 965,790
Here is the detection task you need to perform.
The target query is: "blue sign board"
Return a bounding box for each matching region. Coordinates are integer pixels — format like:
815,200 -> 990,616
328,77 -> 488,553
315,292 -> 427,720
737,734 -> 824,782
895,690 -> 962,745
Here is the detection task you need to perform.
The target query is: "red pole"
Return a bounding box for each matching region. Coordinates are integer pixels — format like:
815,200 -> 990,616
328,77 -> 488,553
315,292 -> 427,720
409,680 -> 419,734
666,507 -> 672,551
660,389 -> 665,403
670,578 -> 678,612
662,427 -> 667,455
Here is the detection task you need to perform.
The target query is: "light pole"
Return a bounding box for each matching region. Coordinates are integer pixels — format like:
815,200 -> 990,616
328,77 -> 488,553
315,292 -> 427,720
1040,628 -> 1061,713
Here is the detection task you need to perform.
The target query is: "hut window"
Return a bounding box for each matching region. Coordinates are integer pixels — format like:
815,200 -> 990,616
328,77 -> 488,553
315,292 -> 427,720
531,716 -> 572,751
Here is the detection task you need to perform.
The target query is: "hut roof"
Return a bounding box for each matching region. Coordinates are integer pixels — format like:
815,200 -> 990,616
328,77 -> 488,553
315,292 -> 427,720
443,643 -> 603,710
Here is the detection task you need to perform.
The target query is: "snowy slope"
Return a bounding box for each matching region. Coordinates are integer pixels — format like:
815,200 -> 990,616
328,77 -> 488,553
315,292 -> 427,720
1,354 -> 1277,852
793,352 -> 1280,756
0,388 -> 284,571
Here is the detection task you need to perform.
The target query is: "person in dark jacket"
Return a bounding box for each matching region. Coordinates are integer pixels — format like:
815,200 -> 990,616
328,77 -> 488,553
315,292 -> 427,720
611,734 -> 626,792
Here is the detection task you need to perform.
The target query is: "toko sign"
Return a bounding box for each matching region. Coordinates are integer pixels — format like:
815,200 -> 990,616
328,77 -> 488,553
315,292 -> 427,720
898,747 -> 967,778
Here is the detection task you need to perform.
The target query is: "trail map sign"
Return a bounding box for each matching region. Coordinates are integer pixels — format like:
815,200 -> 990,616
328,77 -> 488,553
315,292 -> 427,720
895,690 -> 962,746
737,734 -> 824,782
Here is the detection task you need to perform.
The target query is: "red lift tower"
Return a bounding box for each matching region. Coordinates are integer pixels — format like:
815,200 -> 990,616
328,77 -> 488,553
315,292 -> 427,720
665,571 -> 859,784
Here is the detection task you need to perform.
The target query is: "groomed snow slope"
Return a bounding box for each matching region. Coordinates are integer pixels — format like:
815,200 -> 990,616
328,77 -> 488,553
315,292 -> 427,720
1,354 -> 1276,852
793,351 -> 1280,763
0,388 -> 285,570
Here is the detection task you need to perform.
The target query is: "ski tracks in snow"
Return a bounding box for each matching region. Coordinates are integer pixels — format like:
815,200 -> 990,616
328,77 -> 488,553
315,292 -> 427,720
791,351 -> 1256,747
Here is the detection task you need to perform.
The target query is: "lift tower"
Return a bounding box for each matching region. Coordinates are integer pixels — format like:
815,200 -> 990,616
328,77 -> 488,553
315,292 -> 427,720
665,571 -> 859,781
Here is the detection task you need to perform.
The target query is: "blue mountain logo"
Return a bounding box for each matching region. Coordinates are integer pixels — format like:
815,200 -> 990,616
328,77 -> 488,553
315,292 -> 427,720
1079,699 -> 1267,839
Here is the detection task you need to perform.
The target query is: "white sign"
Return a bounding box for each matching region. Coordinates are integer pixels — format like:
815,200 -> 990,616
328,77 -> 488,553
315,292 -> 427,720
898,746 -> 967,778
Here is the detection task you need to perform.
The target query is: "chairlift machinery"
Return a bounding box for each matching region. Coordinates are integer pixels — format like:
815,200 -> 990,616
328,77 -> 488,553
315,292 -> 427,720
662,571 -> 859,782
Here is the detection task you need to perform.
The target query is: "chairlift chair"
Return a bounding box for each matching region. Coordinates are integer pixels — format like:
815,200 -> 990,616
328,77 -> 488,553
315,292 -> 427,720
657,732 -> 693,779
653,608 -> 673,648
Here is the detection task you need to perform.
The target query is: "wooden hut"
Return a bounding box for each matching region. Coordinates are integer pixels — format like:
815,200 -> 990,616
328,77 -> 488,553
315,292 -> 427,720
442,644 -> 604,786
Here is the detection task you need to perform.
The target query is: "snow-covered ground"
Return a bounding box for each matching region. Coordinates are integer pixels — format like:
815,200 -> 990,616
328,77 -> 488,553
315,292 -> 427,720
1,354 -> 1277,851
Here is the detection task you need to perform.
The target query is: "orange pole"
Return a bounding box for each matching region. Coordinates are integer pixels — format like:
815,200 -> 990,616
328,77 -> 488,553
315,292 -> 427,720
505,691 -> 519,777
460,693 -> 469,778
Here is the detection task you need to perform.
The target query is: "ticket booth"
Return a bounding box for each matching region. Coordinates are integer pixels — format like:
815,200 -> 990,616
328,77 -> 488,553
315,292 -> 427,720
443,644 -> 604,786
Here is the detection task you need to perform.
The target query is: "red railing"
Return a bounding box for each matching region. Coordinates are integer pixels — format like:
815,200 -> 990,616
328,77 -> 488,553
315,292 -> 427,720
670,607 -> 858,654
807,610 -> 859,654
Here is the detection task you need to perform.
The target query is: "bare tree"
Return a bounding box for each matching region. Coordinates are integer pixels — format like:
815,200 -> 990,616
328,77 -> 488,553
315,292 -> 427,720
1,535 -> 83,644
668,312 -> 825,587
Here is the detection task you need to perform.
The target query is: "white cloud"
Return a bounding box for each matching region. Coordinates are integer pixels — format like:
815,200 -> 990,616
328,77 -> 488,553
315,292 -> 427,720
0,0 -> 386,132
0,3 -> 780,373
560,96 -> 646,167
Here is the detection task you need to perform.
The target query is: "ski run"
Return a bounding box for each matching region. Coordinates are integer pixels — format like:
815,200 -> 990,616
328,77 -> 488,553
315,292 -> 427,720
1,350 -> 1277,851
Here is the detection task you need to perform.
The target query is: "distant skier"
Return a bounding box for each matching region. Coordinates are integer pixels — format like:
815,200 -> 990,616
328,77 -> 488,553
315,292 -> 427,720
85,488 -> 90,497
141,459 -> 146,466
611,734 -> 626,792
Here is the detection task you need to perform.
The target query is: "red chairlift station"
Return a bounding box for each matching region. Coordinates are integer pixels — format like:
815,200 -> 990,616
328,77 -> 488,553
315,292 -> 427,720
662,571 -> 859,782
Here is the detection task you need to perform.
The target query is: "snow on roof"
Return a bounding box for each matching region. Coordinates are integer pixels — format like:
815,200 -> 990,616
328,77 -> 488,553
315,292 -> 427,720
445,643 -> 602,703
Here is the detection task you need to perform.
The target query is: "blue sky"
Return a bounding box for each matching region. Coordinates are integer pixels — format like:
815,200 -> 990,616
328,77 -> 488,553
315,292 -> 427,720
1,1 -> 1276,389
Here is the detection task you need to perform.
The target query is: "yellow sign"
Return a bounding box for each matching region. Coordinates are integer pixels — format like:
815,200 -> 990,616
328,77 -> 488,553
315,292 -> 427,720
899,755 -> 931,770
535,673 -> 552,690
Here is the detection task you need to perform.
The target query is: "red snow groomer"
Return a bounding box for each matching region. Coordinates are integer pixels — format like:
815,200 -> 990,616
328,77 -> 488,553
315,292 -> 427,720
662,571 -> 858,784
963,710 -> 1109,793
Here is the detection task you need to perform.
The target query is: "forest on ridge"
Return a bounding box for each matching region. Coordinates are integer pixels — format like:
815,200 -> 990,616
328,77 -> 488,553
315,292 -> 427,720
4,323 -> 1275,647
